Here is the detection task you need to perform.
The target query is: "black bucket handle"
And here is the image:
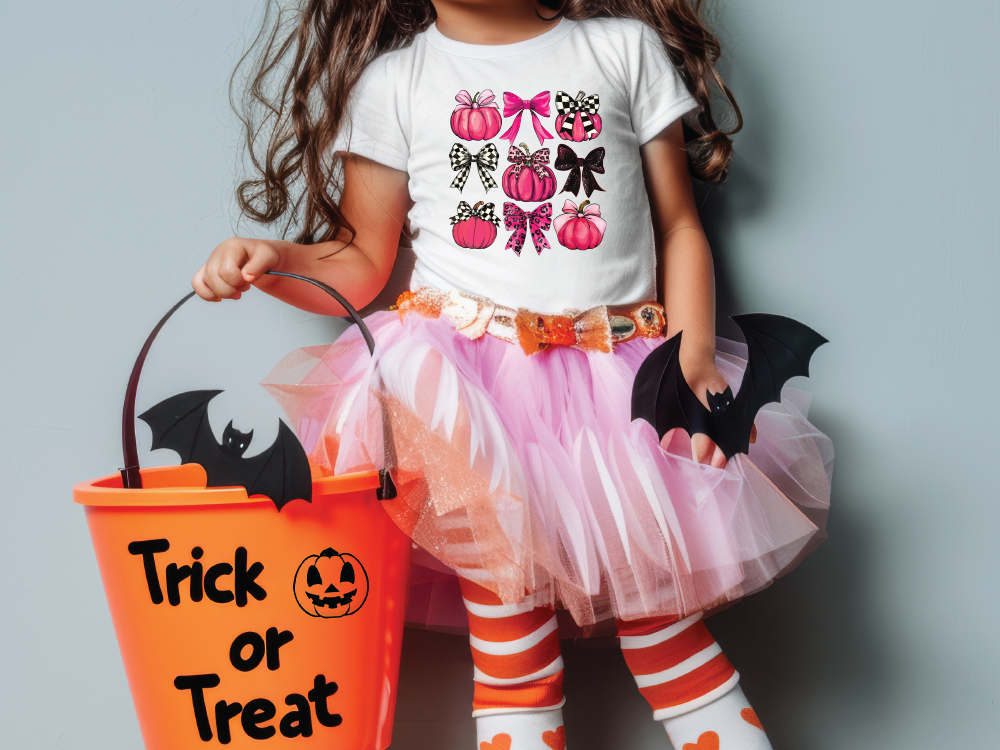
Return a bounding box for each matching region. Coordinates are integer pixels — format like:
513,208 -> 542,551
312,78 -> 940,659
119,271 -> 390,496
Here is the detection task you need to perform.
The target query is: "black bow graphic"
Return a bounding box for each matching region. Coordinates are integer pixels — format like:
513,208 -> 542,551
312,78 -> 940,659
554,145 -> 605,198
449,143 -> 499,192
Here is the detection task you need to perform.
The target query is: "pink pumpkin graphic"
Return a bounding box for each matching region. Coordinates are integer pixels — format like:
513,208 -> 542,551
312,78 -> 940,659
451,89 -> 502,141
554,199 -> 606,250
502,143 -> 556,202
556,113 -> 602,141
554,90 -> 602,142
452,201 -> 499,248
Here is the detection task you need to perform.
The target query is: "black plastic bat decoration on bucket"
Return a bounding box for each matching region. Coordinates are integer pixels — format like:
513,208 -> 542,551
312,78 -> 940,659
120,271 -> 395,509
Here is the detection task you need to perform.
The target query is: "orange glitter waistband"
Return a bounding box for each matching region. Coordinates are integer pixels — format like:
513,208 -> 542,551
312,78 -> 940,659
396,287 -> 665,355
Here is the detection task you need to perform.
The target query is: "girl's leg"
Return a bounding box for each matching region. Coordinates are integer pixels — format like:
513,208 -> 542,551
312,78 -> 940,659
619,613 -> 772,749
459,578 -> 567,750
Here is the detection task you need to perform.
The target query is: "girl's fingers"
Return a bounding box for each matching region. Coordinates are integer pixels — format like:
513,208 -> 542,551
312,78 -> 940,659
690,433 -> 728,468
242,243 -> 280,282
194,237 -> 271,301
191,266 -> 221,302
659,429 -> 728,468
690,433 -> 715,465
202,269 -> 242,300
750,424 -> 758,444
658,428 -> 677,452
710,445 -> 727,469
219,255 -> 251,292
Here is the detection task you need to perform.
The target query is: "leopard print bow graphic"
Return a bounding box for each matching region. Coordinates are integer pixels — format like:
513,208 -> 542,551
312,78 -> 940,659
450,201 -> 500,225
449,143 -> 499,192
554,90 -> 601,137
503,202 -> 552,256
506,144 -> 551,179
554,144 -> 606,198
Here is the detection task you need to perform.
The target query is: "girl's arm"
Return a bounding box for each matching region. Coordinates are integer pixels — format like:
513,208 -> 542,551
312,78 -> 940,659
193,154 -> 412,316
641,119 -> 730,468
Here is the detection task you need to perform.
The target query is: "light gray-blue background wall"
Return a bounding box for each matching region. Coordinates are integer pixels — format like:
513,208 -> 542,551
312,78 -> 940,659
2,1 -> 997,748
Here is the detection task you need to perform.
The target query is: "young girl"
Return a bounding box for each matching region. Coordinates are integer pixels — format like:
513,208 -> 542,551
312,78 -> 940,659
195,2 -> 833,748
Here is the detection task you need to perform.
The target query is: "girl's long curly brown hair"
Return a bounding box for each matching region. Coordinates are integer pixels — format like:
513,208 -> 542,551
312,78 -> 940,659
233,0 -> 741,244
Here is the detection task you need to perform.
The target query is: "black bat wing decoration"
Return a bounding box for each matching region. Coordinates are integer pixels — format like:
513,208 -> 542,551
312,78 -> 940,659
138,390 -> 312,510
631,314 -> 827,459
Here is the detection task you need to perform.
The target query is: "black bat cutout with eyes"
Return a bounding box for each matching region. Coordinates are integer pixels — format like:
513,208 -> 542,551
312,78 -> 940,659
631,313 -> 827,459
139,389 -> 311,510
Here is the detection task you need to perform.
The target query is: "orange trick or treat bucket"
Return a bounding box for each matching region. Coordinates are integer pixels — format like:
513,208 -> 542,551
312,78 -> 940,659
75,274 -> 410,749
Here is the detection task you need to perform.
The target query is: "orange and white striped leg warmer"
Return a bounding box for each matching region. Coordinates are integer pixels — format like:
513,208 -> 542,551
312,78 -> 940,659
460,579 -> 567,750
620,613 -> 772,749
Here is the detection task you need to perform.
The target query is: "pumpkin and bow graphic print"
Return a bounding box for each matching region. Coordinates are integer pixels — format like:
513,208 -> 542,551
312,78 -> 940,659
448,88 -> 608,253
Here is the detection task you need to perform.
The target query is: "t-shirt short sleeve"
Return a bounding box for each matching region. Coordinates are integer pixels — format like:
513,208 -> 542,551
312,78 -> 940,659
627,23 -> 699,144
333,54 -> 410,171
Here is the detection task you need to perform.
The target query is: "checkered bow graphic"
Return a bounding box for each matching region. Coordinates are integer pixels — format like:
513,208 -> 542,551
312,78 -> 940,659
554,90 -> 601,137
450,201 -> 501,226
449,143 -> 500,192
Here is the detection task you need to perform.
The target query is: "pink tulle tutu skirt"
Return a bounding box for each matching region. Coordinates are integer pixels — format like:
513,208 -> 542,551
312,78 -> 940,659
264,311 -> 833,629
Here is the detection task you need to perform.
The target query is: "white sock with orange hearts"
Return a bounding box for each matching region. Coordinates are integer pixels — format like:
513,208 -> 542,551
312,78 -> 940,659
618,613 -> 771,749
661,685 -> 771,750
459,578 -> 567,750
476,708 -> 567,750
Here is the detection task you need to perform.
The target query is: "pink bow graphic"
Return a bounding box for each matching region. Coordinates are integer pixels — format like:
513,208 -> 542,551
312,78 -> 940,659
453,89 -> 497,111
499,91 -> 554,146
504,202 -> 552,256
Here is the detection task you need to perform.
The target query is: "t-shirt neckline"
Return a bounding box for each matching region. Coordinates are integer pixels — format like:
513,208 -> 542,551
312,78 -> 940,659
424,18 -> 576,59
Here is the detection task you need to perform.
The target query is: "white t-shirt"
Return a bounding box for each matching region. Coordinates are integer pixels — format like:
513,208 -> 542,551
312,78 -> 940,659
337,17 -> 697,313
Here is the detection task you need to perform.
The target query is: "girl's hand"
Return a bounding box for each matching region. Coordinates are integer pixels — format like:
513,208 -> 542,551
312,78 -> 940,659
190,155 -> 410,314
660,359 -> 757,469
192,237 -> 282,302
685,362 -> 731,469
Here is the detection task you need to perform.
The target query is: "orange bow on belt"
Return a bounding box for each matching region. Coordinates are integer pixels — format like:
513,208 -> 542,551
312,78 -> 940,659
397,288 -> 665,356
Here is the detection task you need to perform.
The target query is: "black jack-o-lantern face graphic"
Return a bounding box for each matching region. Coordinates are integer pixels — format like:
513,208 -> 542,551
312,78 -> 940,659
293,548 -> 369,618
